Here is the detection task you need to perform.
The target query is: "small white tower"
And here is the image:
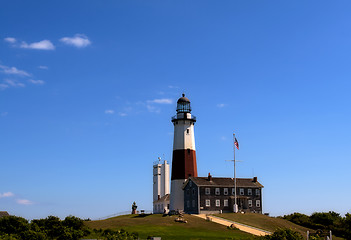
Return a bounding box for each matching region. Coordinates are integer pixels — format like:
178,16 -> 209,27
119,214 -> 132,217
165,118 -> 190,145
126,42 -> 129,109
170,94 -> 197,212
153,158 -> 170,213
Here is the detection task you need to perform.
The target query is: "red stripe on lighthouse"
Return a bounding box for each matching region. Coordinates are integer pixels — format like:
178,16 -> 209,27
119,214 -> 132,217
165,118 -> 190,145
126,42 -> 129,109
171,149 -> 197,180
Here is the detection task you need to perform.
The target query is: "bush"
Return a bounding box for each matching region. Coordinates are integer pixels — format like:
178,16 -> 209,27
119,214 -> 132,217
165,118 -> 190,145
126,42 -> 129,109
261,229 -> 303,240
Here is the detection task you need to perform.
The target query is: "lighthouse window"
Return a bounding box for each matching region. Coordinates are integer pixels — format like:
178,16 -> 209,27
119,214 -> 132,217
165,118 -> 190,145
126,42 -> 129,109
187,149 -> 190,154
186,129 -> 189,134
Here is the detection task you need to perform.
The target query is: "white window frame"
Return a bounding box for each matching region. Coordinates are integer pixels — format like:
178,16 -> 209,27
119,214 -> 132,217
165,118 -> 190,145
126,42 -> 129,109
248,200 -> 252,207
205,188 -> 210,195
224,199 -> 228,207
240,188 -> 244,195
248,189 -> 252,195
215,188 -> 220,195
256,189 -> 260,196
205,199 -> 210,207
224,188 -> 228,195
256,200 -> 260,207
216,199 -> 220,207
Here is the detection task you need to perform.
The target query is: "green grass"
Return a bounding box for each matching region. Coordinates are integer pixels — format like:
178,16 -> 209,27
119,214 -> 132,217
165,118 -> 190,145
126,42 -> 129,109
85,214 -> 253,240
213,213 -> 344,240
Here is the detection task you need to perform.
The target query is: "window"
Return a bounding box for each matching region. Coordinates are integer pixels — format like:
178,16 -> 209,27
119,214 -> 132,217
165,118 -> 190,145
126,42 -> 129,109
224,199 -> 228,207
189,181 -> 192,187
256,200 -> 260,207
215,188 -> 220,195
240,188 -> 244,195
192,188 -> 195,195
256,189 -> 260,196
186,129 -> 189,134
186,189 -> 190,196
232,188 -> 236,195
187,201 -> 190,208
224,188 -> 228,195
187,148 -> 190,154
205,188 -> 210,195
216,199 -> 220,207
248,189 -> 252,195
192,200 -> 195,208
248,200 -> 252,207
206,199 -> 210,207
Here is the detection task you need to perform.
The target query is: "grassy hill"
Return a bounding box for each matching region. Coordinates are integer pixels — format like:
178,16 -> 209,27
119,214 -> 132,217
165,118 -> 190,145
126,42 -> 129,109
85,214 -> 253,240
213,213 -> 310,237
85,213 -> 343,240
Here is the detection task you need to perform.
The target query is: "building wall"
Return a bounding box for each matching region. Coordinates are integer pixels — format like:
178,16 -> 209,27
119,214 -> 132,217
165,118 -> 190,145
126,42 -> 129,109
153,161 -> 170,203
199,186 -> 262,213
183,182 -> 263,214
183,180 -> 199,214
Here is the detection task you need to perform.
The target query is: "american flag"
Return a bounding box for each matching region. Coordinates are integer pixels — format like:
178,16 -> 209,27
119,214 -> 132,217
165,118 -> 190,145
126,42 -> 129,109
234,137 -> 239,150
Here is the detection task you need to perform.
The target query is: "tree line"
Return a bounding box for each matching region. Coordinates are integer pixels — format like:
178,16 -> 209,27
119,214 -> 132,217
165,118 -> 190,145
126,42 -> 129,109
0,215 -> 138,240
283,211 -> 351,239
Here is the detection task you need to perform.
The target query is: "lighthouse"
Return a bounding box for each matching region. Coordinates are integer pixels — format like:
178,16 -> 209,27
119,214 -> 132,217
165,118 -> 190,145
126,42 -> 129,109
170,94 -> 198,212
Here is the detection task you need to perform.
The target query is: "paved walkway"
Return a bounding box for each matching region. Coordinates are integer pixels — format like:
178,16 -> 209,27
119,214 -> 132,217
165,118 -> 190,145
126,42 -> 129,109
193,214 -> 272,236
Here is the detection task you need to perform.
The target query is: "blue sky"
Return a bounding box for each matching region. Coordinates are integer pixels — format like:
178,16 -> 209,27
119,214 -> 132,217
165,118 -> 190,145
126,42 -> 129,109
1,0 -> 351,220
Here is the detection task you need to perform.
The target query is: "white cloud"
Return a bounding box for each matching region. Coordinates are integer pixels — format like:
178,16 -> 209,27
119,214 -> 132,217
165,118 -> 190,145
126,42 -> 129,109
28,79 -> 45,85
105,110 -> 115,114
38,65 -> 48,70
119,112 -> 127,117
168,85 -> 179,89
16,199 -> 33,205
1,112 -> 8,117
60,34 -> 91,48
20,40 -> 55,50
0,65 -> 30,77
0,84 -> 9,90
217,103 -> 226,108
146,104 -> 161,113
220,136 -> 227,141
4,37 -> 16,43
0,192 -> 14,198
147,98 -> 173,104
4,79 -> 25,88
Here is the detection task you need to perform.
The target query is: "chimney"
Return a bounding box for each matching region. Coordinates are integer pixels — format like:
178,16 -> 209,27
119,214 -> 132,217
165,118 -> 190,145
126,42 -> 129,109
208,173 -> 212,181
253,177 -> 257,182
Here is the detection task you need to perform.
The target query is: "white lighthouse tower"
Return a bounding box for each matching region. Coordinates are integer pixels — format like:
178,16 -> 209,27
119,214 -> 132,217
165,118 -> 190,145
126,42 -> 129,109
153,158 -> 170,213
170,94 -> 198,212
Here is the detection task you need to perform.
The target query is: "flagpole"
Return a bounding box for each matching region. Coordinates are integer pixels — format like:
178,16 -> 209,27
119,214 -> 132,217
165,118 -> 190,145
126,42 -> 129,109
233,133 -> 238,213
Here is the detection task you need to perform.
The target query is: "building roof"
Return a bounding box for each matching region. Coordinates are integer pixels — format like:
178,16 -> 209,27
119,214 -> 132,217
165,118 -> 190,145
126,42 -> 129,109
184,177 -> 264,188
0,211 -> 10,218
153,194 -> 170,204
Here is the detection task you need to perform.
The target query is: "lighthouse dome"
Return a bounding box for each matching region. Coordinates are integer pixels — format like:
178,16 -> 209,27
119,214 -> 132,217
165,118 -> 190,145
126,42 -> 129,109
176,94 -> 191,113
177,94 -> 190,103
